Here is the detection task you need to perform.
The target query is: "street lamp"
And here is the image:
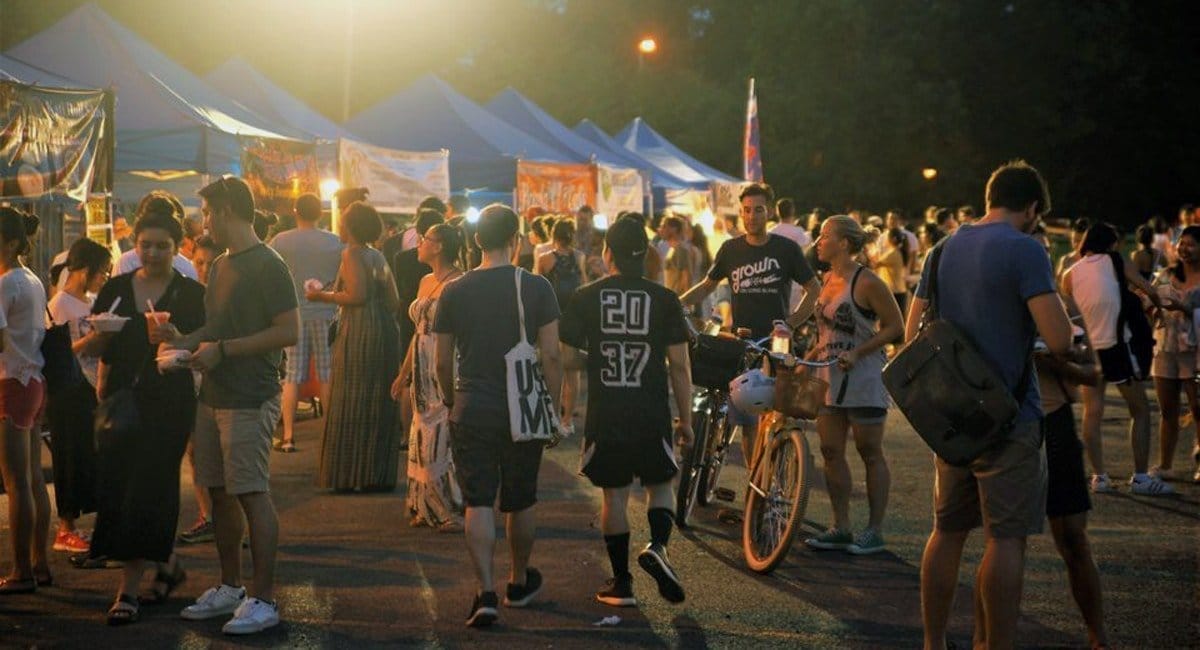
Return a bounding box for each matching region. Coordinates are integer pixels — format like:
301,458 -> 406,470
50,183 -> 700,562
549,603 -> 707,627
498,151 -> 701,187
638,37 -> 657,55
921,167 -> 938,180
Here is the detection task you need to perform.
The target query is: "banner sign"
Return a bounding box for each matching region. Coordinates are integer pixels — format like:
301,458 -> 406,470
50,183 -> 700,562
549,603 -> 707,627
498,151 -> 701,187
240,136 -> 319,214
594,164 -> 644,217
516,161 -> 595,215
0,82 -> 108,201
711,180 -> 744,216
338,139 -> 449,213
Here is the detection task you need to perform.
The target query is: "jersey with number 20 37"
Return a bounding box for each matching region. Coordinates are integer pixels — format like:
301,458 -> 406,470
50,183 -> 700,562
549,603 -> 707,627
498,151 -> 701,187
559,274 -> 691,443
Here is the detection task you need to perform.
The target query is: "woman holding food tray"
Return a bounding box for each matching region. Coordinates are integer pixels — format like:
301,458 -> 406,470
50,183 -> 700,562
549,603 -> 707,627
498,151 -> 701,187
88,196 -> 206,624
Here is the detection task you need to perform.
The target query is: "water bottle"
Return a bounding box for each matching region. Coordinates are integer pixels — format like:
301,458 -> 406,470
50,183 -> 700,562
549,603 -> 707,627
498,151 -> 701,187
771,319 -> 792,355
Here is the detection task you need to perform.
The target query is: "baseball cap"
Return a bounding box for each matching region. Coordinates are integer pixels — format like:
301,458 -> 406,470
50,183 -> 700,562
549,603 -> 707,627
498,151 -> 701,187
605,214 -> 648,260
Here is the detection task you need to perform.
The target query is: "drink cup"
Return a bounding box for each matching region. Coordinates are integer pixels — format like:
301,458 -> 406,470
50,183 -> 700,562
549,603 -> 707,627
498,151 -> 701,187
147,311 -> 172,343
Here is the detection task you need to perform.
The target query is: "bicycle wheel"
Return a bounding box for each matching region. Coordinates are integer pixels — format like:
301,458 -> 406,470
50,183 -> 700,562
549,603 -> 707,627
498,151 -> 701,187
697,409 -> 730,506
742,428 -> 812,574
674,404 -> 710,529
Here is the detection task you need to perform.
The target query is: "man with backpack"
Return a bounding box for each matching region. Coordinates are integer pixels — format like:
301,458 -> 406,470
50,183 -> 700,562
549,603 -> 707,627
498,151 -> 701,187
905,160 -> 1072,650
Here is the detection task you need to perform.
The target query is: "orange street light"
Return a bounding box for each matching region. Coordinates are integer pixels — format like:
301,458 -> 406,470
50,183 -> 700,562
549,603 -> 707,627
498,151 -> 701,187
922,167 -> 938,180
638,37 -> 658,55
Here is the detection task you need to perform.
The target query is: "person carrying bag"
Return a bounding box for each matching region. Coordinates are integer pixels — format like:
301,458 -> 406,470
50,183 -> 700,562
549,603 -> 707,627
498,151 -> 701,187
505,268 -> 562,443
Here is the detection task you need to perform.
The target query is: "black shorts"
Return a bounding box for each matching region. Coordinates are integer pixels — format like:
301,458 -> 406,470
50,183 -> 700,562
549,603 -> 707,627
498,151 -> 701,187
449,421 -> 544,513
1096,342 -> 1144,384
1044,404 -> 1091,518
579,432 -> 678,489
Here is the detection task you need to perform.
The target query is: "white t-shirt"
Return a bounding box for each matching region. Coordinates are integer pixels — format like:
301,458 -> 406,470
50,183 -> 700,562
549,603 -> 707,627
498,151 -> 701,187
0,267 -> 47,385
117,249 -> 198,280
1068,254 -> 1123,349
400,227 -> 419,252
48,291 -> 99,388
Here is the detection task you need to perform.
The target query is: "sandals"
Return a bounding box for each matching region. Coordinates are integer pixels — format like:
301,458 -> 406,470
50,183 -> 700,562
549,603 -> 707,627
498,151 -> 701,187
107,593 -> 140,625
139,562 -> 186,605
70,554 -> 123,570
717,508 -> 744,525
0,577 -> 37,595
273,438 -> 297,453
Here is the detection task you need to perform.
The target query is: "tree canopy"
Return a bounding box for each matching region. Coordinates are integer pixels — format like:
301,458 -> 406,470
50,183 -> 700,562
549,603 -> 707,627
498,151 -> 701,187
2,0 -> 1194,225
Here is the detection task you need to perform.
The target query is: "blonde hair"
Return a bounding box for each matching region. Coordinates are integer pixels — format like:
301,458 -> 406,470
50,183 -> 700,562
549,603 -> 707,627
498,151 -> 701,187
825,214 -> 868,253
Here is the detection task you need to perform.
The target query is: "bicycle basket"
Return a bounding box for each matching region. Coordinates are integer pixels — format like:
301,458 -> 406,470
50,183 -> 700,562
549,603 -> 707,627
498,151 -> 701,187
772,365 -> 827,420
689,334 -> 747,390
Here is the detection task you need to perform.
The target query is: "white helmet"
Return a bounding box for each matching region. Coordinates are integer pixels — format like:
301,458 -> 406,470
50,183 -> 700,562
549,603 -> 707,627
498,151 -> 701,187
729,369 -> 775,415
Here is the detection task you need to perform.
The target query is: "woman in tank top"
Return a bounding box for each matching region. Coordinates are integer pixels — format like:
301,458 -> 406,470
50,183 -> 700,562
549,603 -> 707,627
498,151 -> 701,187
803,215 -> 904,556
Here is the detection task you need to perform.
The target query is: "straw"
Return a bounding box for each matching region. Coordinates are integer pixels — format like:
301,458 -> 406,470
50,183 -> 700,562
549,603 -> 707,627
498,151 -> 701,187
106,295 -> 121,314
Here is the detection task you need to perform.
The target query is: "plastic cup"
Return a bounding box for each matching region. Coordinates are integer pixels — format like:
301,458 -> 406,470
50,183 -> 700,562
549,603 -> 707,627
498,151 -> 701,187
146,310 -> 172,342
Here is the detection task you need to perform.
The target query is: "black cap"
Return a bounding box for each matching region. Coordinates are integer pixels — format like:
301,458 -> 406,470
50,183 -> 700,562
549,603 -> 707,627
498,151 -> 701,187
605,215 -> 648,260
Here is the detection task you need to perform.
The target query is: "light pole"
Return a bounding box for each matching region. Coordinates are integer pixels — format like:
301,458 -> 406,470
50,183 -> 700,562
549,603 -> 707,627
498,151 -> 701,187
341,0 -> 354,123
637,36 -> 657,71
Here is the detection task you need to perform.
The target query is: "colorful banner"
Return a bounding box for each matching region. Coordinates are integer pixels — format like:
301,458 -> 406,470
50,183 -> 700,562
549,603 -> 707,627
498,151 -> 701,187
338,139 -> 449,213
240,136 -> 319,213
516,161 -> 595,215
1,81 -> 108,201
594,164 -> 644,218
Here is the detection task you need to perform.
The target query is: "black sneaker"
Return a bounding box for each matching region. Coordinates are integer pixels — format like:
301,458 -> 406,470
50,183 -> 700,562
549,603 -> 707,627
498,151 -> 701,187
595,573 -> 636,607
503,567 -> 542,608
465,591 -> 498,627
637,543 -> 685,603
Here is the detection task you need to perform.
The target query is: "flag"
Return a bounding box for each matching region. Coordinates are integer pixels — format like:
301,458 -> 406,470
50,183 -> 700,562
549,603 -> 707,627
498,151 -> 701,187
743,77 -> 763,182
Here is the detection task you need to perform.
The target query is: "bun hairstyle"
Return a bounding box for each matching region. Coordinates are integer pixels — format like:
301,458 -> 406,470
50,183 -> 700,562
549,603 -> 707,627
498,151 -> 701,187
0,206 -> 40,256
825,214 -> 868,254
253,209 -> 279,240
426,222 -> 466,267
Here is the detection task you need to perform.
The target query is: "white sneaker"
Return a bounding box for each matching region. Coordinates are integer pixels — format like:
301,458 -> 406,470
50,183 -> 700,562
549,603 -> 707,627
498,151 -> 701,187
1129,475 -> 1175,496
180,584 -> 246,620
1090,473 -> 1115,493
222,597 -> 280,635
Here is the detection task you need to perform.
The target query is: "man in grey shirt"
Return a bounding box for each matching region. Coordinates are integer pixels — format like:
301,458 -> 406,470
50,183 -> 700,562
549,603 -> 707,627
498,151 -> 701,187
269,193 -> 343,451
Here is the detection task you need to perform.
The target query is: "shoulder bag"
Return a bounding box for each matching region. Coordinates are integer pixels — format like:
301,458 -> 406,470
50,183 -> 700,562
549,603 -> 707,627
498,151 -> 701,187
881,240 -> 1032,466
505,268 -> 561,443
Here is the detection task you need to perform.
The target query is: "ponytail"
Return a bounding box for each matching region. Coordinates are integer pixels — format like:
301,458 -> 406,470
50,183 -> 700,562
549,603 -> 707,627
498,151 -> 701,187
0,207 -> 39,256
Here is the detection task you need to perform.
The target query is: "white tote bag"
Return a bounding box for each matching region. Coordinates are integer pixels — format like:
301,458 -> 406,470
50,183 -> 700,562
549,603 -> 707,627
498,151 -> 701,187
505,268 -> 561,442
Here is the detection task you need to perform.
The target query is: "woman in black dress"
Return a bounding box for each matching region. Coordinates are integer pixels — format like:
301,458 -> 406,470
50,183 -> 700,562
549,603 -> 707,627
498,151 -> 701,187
90,197 -> 205,624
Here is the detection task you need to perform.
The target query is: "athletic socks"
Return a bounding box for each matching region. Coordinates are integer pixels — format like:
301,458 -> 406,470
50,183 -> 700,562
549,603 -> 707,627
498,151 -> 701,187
604,532 -> 631,578
648,507 -> 673,547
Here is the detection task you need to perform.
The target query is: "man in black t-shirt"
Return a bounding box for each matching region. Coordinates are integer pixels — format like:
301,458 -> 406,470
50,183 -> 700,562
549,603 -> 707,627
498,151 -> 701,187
433,204 -> 562,627
560,215 -> 694,608
680,183 -> 820,508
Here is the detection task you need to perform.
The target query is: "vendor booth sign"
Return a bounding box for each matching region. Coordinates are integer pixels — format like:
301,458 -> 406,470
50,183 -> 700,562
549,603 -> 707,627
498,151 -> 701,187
594,164 -> 644,218
1,82 -> 108,201
516,161 -> 595,215
240,136 -> 318,213
338,140 -> 449,213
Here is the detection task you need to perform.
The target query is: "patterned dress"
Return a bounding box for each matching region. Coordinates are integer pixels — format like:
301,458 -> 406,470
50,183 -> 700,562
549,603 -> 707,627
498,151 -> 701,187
405,293 -> 463,526
319,247 -> 402,490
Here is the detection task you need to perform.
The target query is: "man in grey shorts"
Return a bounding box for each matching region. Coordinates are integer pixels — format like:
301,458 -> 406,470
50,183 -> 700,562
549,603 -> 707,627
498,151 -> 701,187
906,160 -> 1071,650
165,176 -> 300,636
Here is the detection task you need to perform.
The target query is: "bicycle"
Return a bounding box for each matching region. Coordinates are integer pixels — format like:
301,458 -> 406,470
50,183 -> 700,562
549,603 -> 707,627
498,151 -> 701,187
677,328 -> 836,573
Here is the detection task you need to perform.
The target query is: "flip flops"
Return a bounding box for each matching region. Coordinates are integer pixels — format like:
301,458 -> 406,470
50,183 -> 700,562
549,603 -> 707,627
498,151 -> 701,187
107,593 -> 140,625
139,563 -> 186,605
272,438 -> 297,453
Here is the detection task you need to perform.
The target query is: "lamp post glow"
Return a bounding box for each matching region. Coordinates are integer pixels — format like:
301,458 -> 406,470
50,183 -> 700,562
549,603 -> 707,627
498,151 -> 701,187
922,167 -> 938,180
320,178 -> 341,235
638,37 -> 657,55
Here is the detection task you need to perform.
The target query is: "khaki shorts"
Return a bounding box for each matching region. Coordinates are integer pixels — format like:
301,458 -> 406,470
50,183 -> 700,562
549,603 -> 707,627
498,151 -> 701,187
193,396 -> 281,495
933,419 -> 1047,538
1151,349 -> 1197,380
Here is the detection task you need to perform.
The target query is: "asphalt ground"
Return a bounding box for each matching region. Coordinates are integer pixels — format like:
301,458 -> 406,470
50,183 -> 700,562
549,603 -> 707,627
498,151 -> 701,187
1,388 -> 1197,649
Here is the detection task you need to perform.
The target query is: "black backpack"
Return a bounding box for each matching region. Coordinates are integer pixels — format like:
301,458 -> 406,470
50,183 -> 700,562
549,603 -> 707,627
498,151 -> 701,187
547,250 -> 582,308
1108,252 -> 1155,378
41,307 -> 84,395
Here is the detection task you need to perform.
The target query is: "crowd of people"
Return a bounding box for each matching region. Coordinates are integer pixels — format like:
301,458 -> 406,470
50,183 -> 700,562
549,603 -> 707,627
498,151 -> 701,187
0,159 -> 1193,647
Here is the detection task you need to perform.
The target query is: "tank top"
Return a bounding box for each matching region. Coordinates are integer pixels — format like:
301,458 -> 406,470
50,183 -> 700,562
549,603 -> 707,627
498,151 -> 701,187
1069,254 -> 1122,349
814,266 -> 888,409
